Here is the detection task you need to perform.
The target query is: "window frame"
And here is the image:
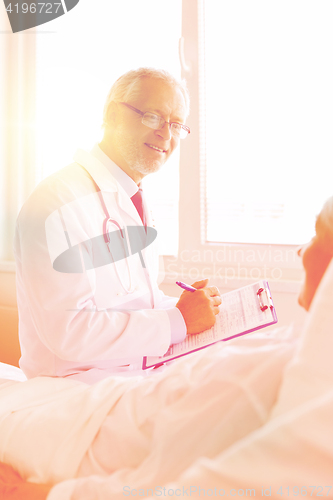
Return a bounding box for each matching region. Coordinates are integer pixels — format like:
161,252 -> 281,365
164,0 -> 303,293
0,0 -> 304,292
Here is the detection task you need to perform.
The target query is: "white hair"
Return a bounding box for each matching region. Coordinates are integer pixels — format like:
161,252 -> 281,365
102,67 -> 190,126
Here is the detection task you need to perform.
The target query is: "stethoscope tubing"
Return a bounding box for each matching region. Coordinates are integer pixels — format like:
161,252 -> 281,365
88,169 -> 154,304
103,217 -> 124,241
104,217 -> 136,295
79,164 -> 155,306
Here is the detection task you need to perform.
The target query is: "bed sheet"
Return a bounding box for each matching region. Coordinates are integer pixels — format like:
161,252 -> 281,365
3,260 -> 333,500
48,261 -> 333,499
0,325 -> 297,496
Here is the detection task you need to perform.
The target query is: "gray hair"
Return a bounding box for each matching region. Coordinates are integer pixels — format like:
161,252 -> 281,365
102,67 -> 190,126
316,196 -> 333,251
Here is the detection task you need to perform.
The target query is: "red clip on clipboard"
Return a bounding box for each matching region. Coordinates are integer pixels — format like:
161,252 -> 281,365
257,286 -> 274,311
143,280 -> 278,370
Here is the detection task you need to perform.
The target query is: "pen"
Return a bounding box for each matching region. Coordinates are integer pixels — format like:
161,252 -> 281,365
176,281 -> 197,292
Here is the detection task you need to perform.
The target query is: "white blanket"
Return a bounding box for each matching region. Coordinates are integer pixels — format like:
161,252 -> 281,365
3,262 -> 333,500
0,375 -> 141,483
46,261 -> 333,500
49,262 -> 333,499
0,326 -> 297,494
0,362 -> 27,382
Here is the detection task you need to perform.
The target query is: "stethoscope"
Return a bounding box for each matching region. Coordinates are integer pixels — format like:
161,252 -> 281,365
83,167 -> 155,306
95,185 -> 136,295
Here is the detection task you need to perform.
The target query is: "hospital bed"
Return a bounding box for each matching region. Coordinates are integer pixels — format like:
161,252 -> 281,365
1,261 -> 333,499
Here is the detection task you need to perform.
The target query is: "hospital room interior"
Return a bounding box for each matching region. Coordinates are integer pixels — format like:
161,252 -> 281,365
1,0 -> 333,499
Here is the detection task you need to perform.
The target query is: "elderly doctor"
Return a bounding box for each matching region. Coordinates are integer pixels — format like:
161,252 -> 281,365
14,68 -> 221,384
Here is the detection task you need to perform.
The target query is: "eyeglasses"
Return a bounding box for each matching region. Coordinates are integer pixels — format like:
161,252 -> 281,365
120,102 -> 190,139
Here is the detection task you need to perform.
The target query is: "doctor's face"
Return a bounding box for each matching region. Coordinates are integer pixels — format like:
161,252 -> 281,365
110,78 -> 187,183
298,221 -> 333,311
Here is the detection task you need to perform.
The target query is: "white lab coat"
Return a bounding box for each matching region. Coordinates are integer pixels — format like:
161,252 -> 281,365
14,149 -> 180,381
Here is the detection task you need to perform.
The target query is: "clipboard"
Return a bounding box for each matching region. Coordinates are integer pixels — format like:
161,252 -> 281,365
142,280 -> 277,370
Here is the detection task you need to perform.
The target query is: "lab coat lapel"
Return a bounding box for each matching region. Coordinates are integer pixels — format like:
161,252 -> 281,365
142,189 -> 154,228
74,149 -> 118,193
74,149 -> 143,226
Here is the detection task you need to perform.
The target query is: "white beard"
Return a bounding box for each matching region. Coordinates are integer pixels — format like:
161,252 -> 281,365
113,127 -> 164,176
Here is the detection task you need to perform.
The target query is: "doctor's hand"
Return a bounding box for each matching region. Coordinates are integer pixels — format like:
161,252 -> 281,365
176,279 -> 221,335
0,461 -> 51,500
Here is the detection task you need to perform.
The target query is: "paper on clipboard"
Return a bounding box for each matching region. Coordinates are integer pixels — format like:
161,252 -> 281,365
143,280 -> 277,369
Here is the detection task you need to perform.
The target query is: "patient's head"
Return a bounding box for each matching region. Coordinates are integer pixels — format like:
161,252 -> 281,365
298,196 -> 333,311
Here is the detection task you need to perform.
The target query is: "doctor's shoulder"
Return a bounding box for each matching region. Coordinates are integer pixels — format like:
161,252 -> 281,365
18,162 -> 96,220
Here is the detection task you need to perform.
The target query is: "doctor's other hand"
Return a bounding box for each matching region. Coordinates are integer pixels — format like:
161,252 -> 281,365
176,279 -> 221,335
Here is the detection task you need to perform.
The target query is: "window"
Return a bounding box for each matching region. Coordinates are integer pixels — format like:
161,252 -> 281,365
0,9 -> 36,262
203,0 -> 333,246
3,0 -> 329,288
171,0 -> 333,288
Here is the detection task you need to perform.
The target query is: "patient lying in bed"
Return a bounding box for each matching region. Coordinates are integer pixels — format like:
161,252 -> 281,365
1,196 -> 333,500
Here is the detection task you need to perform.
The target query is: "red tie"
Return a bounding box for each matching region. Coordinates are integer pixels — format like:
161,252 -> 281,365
131,188 -> 146,227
